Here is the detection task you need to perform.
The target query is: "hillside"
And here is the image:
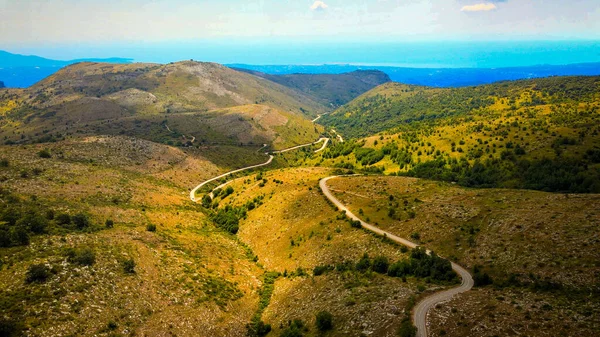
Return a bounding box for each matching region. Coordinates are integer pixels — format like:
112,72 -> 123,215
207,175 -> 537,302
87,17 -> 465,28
0,61 -> 326,150
325,175 -> 600,337
321,76 -> 600,138
234,69 -> 390,108
315,76 -> 600,193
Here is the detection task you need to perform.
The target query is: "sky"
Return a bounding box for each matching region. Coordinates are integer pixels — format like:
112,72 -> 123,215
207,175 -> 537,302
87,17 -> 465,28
1,0 -> 600,65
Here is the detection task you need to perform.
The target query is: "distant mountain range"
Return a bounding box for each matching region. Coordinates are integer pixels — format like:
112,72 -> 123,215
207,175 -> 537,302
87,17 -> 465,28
1,50 -> 600,89
230,63 -> 600,87
0,50 -> 132,87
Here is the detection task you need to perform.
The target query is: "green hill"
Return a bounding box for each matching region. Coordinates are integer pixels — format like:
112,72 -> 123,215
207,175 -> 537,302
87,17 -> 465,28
314,76 -> 600,193
234,69 -> 390,108
321,76 -> 600,138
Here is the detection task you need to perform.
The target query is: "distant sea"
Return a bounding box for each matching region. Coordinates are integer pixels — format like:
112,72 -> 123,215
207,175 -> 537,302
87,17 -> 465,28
2,40 -> 600,87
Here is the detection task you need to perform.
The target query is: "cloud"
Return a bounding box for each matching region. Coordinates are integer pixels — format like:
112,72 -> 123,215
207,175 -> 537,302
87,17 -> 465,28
310,1 -> 328,11
461,3 -> 498,12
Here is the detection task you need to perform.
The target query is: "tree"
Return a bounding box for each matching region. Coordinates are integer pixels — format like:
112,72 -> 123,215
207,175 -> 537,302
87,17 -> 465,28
315,311 -> 333,332
146,223 -> 157,232
105,219 -> 114,228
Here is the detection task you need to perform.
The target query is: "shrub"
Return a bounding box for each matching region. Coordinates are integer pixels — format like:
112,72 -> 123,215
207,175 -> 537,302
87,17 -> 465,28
16,214 -> 47,234
72,213 -> 90,230
122,258 -> 135,274
247,320 -> 271,337
355,253 -> 371,271
280,319 -> 306,337
38,149 -> 51,158
107,321 -> 118,330
0,317 -> 24,337
25,264 -> 51,283
201,194 -> 212,208
315,311 -> 333,331
224,186 -> 234,196
313,265 -> 333,276
146,223 -> 157,232
0,158 -> 8,167
66,247 -> 96,266
398,318 -> 416,337
9,226 -> 29,246
105,219 -> 114,228
55,213 -> 71,226
372,256 -> 390,274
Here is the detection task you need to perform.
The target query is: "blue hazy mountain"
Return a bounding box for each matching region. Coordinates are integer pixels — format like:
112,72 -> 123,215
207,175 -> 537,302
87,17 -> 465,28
229,63 -> 600,88
0,51 -> 132,88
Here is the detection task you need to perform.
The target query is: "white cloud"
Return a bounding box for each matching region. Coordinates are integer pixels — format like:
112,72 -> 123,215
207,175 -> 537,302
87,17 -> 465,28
461,3 -> 497,12
310,1 -> 328,11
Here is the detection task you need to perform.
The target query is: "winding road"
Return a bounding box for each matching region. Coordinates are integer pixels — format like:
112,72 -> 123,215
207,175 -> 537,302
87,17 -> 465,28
319,175 -> 473,337
190,138 -> 331,201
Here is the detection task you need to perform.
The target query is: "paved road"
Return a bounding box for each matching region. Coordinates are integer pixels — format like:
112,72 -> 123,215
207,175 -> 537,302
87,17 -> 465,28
189,154 -> 274,202
271,137 -> 328,154
319,175 -> 473,337
190,138 -> 331,202
314,138 -> 330,153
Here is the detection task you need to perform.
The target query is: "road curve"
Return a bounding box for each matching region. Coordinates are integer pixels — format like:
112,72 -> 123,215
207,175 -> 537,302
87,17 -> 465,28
190,138 -> 331,202
190,154 -> 274,202
319,175 -> 473,337
271,137 -> 328,154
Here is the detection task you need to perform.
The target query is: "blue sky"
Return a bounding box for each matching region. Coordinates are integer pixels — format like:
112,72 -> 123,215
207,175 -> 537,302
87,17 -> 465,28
1,1 -> 599,64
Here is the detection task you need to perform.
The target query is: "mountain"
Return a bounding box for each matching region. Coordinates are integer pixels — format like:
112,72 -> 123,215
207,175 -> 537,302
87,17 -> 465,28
230,62 -> 600,87
0,50 -> 132,68
0,50 -> 133,88
234,68 -> 390,108
0,81 -> 4,88
0,61 -> 326,149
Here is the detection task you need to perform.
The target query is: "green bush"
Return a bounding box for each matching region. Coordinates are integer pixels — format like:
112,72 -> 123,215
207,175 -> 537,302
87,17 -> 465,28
315,311 -> 333,331
105,219 -> 114,228
16,213 -> 47,234
72,213 -> 90,230
0,317 -> 24,337
55,213 -> 71,226
398,318 -> 417,337
280,319 -> 306,337
372,256 -> 390,274
201,194 -> 212,208
66,247 -> 96,266
355,253 -> 371,272
146,223 -> 157,232
25,264 -> 51,284
122,258 -> 135,274
38,149 -> 51,158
